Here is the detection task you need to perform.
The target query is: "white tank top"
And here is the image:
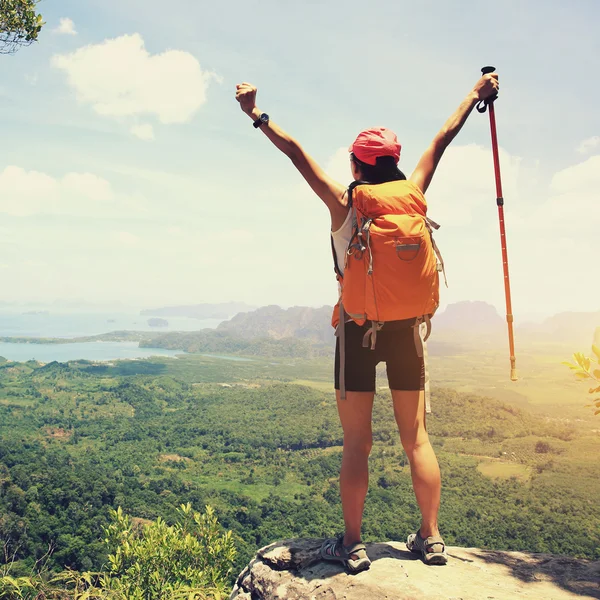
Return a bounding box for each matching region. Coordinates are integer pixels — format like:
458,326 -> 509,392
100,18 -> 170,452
330,208 -> 352,277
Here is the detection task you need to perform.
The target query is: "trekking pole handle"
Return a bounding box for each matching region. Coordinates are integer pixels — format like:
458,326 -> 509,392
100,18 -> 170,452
477,65 -> 498,113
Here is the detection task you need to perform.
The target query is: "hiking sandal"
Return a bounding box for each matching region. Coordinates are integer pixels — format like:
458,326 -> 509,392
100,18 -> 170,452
320,534 -> 371,573
406,530 -> 448,565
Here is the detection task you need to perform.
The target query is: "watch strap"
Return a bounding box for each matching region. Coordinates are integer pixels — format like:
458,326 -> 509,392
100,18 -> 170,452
253,113 -> 269,128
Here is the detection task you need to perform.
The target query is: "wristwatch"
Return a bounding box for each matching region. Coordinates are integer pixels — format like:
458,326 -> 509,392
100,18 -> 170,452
253,112 -> 269,128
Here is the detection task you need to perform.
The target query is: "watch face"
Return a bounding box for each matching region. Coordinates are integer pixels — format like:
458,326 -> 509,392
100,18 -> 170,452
260,113 -> 269,123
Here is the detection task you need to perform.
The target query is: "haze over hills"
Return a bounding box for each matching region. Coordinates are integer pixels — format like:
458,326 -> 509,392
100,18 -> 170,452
140,302 -> 255,320
5,301 -> 597,359
215,302 -> 505,344
217,305 -> 335,344
213,301 -> 599,349
523,311 -> 600,346
434,301 -> 505,332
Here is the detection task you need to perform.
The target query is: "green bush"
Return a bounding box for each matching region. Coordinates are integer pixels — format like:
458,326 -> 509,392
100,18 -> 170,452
0,504 -> 235,599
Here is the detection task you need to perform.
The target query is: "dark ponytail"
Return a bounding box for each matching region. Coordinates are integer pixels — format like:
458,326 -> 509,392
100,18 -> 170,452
351,154 -> 406,184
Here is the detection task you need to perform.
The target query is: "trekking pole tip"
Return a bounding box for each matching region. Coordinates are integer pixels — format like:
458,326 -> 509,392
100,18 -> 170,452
510,367 -> 518,382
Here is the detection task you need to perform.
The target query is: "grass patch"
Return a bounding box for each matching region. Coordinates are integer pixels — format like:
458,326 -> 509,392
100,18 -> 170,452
290,379 -> 333,393
477,460 -> 532,482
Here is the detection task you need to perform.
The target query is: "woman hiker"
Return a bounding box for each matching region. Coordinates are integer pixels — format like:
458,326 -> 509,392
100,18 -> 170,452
236,72 -> 499,572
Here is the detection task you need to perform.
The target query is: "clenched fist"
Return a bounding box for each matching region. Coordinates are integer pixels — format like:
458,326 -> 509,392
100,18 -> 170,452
236,82 -> 257,115
473,73 -> 499,101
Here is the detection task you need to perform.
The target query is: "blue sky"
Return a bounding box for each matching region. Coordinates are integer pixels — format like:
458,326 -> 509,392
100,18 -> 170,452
0,0 -> 598,317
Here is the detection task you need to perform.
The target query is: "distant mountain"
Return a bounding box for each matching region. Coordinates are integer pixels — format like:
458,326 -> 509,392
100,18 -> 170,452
528,311 -> 600,346
217,302 -> 507,347
140,302 -> 255,320
433,303 -> 600,347
147,318 -> 169,328
217,305 -> 335,344
434,301 -> 505,333
146,302 -> 600,354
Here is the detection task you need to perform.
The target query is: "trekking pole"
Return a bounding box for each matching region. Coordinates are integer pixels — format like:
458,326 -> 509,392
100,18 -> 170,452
477,65 -> 517,382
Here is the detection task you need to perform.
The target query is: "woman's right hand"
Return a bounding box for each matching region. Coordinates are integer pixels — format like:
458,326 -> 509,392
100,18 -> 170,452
236,82 -> 257,115
472,73 -> 499,101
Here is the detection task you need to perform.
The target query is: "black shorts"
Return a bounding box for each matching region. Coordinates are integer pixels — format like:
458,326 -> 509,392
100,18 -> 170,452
334,320 -> 425,392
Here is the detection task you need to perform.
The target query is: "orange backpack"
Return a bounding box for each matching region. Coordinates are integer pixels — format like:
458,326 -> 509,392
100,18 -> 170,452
332,179 -> 446,398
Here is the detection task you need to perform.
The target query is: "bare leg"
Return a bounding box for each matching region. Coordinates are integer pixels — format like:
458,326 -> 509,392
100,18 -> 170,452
392,389 -> 441,538
335,390 -> 375,546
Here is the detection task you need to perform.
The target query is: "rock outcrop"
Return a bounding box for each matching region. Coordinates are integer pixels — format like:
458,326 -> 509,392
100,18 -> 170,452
217,305 -> 335,344
230,538 -> 600,600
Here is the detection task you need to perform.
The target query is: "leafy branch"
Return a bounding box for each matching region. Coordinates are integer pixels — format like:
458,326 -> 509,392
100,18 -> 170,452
563,344 -> 600,415
0,0 -> 44,55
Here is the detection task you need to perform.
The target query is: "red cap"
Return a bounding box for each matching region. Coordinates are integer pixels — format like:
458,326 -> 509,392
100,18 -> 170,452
349,127 -> 401,166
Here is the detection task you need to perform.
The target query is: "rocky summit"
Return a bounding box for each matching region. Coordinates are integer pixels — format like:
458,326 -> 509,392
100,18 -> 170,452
230,538 -> 600,600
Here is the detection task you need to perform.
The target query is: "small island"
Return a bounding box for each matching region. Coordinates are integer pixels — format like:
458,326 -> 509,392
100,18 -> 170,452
147,318 -> 169,328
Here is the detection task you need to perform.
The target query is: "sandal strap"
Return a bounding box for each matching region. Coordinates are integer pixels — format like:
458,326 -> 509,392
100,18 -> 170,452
323,536 -> 367,560
343,541 -> 368,562
427,542 -> 445,552
424,535 -> 445,553
417,532 -> 446,553
424,535 -> 444,544
322,537 -> 343,558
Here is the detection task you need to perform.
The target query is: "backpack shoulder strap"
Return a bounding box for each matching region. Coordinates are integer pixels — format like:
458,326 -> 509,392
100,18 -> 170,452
347,180 -> 370,208
425,217 -> 448,288
330,236 -> 343,280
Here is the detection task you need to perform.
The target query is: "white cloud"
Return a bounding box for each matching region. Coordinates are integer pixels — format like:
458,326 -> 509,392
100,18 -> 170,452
115,231 -> 140,246
425,144 -> 522,226
51,34 -> 217,133
0,166 -> 140,217
130,123 -> 155,141
54,18 -> 77,36
550,154 -> 600,195
528,155 -> 600,231
320,145 -> 599,315
576,136 -> 600,154
325,147 -> 352,183
325,143 -> 523,226
62,172 -> 114,202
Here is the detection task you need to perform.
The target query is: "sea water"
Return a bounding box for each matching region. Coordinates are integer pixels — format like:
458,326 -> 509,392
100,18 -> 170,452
0,341 -> 182,363
0,312 -> 223,338
0,311 -> 226,363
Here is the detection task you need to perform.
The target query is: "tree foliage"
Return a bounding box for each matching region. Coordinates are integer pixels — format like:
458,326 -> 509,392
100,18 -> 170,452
0,504 -> 235,599
98,504 -> 235,598
0,359 -> 598,597
563,345 -> 600,415
0,0 -> 43,55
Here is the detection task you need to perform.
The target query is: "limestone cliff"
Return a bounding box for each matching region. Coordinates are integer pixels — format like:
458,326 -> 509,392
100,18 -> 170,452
230,538 -> 600,600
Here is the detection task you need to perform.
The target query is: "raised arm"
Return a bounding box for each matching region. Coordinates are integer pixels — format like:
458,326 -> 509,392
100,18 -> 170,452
410,73 -> 499,194
236,82 -> 349,231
